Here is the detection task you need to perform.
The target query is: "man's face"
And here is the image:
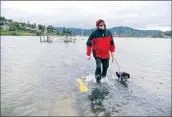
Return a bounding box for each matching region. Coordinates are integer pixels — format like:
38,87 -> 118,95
98,22 -> 105,30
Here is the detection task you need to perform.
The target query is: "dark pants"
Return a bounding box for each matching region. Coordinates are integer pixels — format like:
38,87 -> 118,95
95,57 -> 109,78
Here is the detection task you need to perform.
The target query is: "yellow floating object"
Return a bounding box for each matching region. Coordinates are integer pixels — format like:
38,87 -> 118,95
76,78 -> 88,93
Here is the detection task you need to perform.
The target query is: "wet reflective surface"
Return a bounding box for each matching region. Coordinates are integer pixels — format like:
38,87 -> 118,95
1,36 -> 171,116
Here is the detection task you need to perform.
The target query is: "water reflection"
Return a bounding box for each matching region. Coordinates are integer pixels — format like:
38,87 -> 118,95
88,84 -> 111,116
118,79 -> 128,88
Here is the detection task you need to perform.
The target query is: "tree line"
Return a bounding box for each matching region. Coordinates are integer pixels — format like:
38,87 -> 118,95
0,16 -> 72,36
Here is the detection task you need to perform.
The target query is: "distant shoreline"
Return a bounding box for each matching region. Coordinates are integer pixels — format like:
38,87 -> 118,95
1,29 -> 171,39
1,35 -> 171,39
1,29 -> 171,38
0,29 -> 36,36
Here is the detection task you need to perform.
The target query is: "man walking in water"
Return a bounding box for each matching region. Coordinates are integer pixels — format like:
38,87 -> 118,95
86,19 -> 115,83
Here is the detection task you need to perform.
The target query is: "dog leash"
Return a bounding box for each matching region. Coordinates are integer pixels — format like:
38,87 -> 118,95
111,53 -> 120,71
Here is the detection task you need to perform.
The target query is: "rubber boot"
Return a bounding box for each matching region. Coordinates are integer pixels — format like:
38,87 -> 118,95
96,75 -> 101,84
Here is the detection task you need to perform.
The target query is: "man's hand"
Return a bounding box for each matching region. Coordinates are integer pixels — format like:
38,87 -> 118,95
111,52 -> 115,58
86,55 -> 91,60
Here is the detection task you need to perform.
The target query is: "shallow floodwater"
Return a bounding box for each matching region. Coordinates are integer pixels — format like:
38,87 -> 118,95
1,36 -> 171,116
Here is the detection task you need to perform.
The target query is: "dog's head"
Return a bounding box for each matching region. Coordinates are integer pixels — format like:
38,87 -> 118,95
116,72 -> 130,79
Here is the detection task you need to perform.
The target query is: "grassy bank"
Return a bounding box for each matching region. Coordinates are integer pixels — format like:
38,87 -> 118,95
0,29 -> 64,36
0,29 -> 35,36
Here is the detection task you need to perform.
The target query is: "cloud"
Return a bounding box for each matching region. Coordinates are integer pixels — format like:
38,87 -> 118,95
1,1 -> 171,31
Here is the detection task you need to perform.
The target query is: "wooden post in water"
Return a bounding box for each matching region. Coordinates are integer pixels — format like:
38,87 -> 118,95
40,36 -> 42,42
43,33 -> 45,41
47,35 -> 48,42
47,34 -> 51,42
74,35 -> 76,43
65,34 -> 67,43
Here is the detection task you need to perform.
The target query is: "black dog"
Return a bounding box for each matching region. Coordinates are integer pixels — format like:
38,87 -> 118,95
116,72 -> 130,82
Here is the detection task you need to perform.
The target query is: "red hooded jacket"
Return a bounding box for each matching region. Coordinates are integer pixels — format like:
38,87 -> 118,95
86,19 -> 115,59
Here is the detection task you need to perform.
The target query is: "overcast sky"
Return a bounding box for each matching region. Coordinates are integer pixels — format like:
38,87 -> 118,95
1,1 -> 171,31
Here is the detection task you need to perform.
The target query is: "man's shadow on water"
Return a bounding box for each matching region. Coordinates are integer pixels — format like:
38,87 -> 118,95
87,79 -> 129,116
88,84 -> 111,116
